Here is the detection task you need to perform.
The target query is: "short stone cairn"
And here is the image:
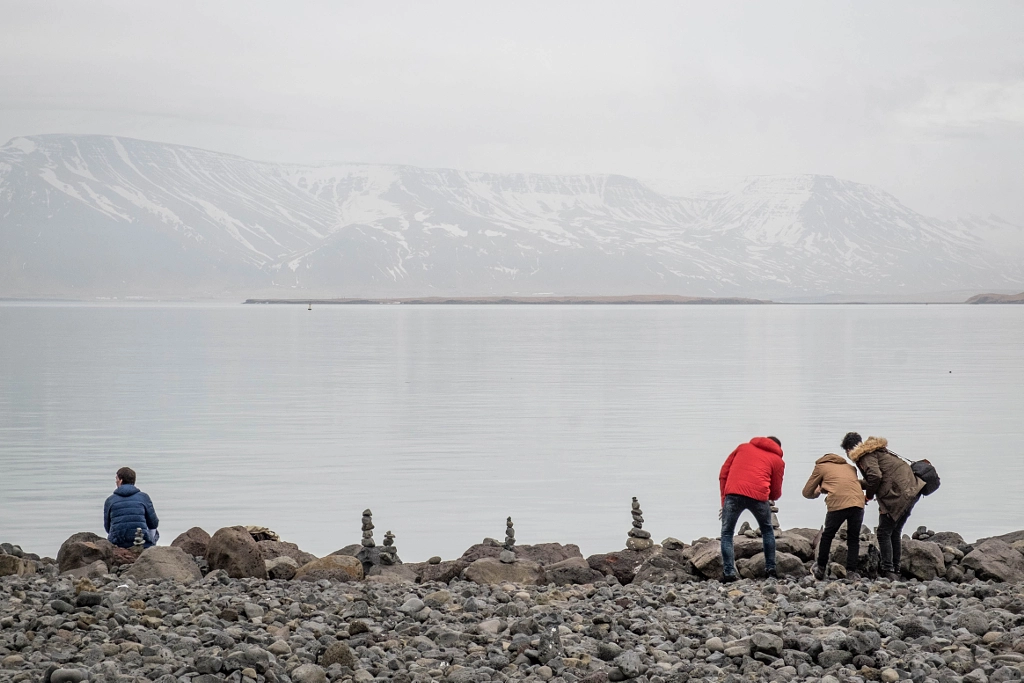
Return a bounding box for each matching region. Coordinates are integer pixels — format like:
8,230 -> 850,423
379,530 -> 399,565
132,528 -> 145,555
626,497 -> 653,551
499,517 -> 516,564
770,502 -> 782,538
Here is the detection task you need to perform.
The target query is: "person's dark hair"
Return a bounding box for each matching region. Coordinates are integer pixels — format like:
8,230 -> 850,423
841,432 -> 862,452
767,436 -> 781,446
116,467 -> 136,485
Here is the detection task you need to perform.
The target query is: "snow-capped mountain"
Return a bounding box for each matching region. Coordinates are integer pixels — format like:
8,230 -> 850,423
1,134 -> 1021,298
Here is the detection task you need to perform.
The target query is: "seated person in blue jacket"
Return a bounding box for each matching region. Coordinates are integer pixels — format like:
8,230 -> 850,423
104,467 -> 160,548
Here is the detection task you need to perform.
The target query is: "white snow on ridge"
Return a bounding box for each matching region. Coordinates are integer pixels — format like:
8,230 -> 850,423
2,134 -> 1023,297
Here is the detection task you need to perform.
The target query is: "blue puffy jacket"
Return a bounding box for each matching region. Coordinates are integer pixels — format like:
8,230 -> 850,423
103,484 -> 159,548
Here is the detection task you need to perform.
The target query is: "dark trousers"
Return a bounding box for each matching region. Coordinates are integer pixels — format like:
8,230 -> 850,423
816,506 -> 864,571
720,494 -> 776,577
877,496 -> 919,572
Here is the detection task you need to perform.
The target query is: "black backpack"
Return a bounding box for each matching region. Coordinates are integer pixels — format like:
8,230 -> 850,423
890,450 -> 941,496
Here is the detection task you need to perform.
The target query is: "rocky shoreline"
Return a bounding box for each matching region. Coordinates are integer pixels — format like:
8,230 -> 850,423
3,521 -> 1024,683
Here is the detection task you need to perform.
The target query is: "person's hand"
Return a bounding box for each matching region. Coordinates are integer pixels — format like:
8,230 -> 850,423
718,508 -> 723,521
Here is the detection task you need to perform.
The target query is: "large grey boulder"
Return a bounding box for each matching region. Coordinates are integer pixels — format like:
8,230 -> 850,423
739,552 -> 808,580
171,527 -> 211,557
266,556 -> 299,580
460,541 -> 582,565
124,546 -> 202,583
57,532 -> 114,574
633,549 -> 698,584
775,534 -> 815,562
206,526 -> 268,579
0,555 -> 36,577
257,540 -> 317,567
463,557 -> 545,585
963,540 -> 1024,582
414,559 -> 468,584
545,557 -> 605,585
294,555 -> 364,583
586,548 -> 657,584
900,539 -> 945,581
689,537 -> 766,580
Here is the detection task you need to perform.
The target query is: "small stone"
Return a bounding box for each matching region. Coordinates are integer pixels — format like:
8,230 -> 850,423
291,663 -> 327,683
320,641 -> 358,669
499,549 -> 516,564
625,537 -> 654,552
428,555 -> 441,564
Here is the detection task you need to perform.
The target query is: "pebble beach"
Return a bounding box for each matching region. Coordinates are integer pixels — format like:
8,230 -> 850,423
3,517 -> 1024,683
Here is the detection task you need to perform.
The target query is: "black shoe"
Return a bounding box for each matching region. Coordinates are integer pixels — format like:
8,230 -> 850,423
766,568 -> 778,580
722,574 -> 739,584
846,571 -> 862,581
812,564 -> 826,581
883,571 -> 900,581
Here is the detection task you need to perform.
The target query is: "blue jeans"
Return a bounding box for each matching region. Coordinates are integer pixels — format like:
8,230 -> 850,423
721,494 -> 776,577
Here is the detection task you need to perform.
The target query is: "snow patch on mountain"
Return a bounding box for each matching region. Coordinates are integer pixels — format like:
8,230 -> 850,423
0,134 -> 1022,298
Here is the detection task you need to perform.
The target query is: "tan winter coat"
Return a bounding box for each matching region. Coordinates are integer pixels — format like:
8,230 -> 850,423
802,453 -> 865,511
849,436 -> 925,521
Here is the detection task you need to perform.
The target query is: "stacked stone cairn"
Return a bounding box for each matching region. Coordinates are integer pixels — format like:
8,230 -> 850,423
132,528 -> 145,555
499,517 -> 516,564
356,509 -> 381,573
626,497 -> 653,551
379,530 -> 399,565
747,502 -> 783,538
912,525 -> 936,541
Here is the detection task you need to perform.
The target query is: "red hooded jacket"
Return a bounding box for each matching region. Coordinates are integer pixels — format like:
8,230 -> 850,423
719,437 -> 785,505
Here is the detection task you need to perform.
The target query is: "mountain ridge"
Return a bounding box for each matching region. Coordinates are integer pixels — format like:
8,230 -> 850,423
2,134 -> 1022,299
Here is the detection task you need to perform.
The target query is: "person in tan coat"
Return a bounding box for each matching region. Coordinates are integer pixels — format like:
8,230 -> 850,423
844,432 -> 926,580
803,453 -> 866,580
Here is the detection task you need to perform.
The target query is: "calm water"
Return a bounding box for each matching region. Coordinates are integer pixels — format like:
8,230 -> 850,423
1,302 -> 1022,561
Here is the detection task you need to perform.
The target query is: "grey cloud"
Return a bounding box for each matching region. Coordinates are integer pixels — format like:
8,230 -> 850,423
1,0 -> 1022,222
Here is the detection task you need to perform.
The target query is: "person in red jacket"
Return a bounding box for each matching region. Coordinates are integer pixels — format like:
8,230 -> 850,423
718,436 -> 785,582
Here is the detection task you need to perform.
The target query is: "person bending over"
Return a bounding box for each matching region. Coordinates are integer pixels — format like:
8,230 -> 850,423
718,436 -> 785,582
843,432 -> 924,581
803,451 -> 866,580
103,467 -> 159,548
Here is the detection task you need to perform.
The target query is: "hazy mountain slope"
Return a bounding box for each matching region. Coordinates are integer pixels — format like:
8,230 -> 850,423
1,134 -> 1021,298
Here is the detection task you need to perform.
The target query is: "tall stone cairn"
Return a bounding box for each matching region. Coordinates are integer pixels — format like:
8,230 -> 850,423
379,530 -> 398,565
499,517 -> 516,564
360,509 -> 375,548
356,508 -> 382,574
626,497 -> 654,551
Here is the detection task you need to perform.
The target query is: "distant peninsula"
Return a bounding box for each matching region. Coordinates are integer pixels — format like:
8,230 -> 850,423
244,295 -> 771,305
965,292 -> 1024,304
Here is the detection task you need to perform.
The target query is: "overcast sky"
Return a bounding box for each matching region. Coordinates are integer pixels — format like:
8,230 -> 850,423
2,1 -> 1022,222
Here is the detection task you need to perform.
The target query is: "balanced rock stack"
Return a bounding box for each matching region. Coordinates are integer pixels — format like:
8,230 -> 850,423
360,510 -> 375,548
912,526 -> 936,541
356,509 -> 381,573
379,530 -> 399,565
132,528 -> 145,555
626,497 -> 653,551
499,517 -> 516,564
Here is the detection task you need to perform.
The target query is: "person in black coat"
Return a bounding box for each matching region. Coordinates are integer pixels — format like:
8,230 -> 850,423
103,467 -> 159,548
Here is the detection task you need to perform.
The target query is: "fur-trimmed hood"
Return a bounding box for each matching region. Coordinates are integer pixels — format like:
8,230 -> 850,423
848,436 -> 887,463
